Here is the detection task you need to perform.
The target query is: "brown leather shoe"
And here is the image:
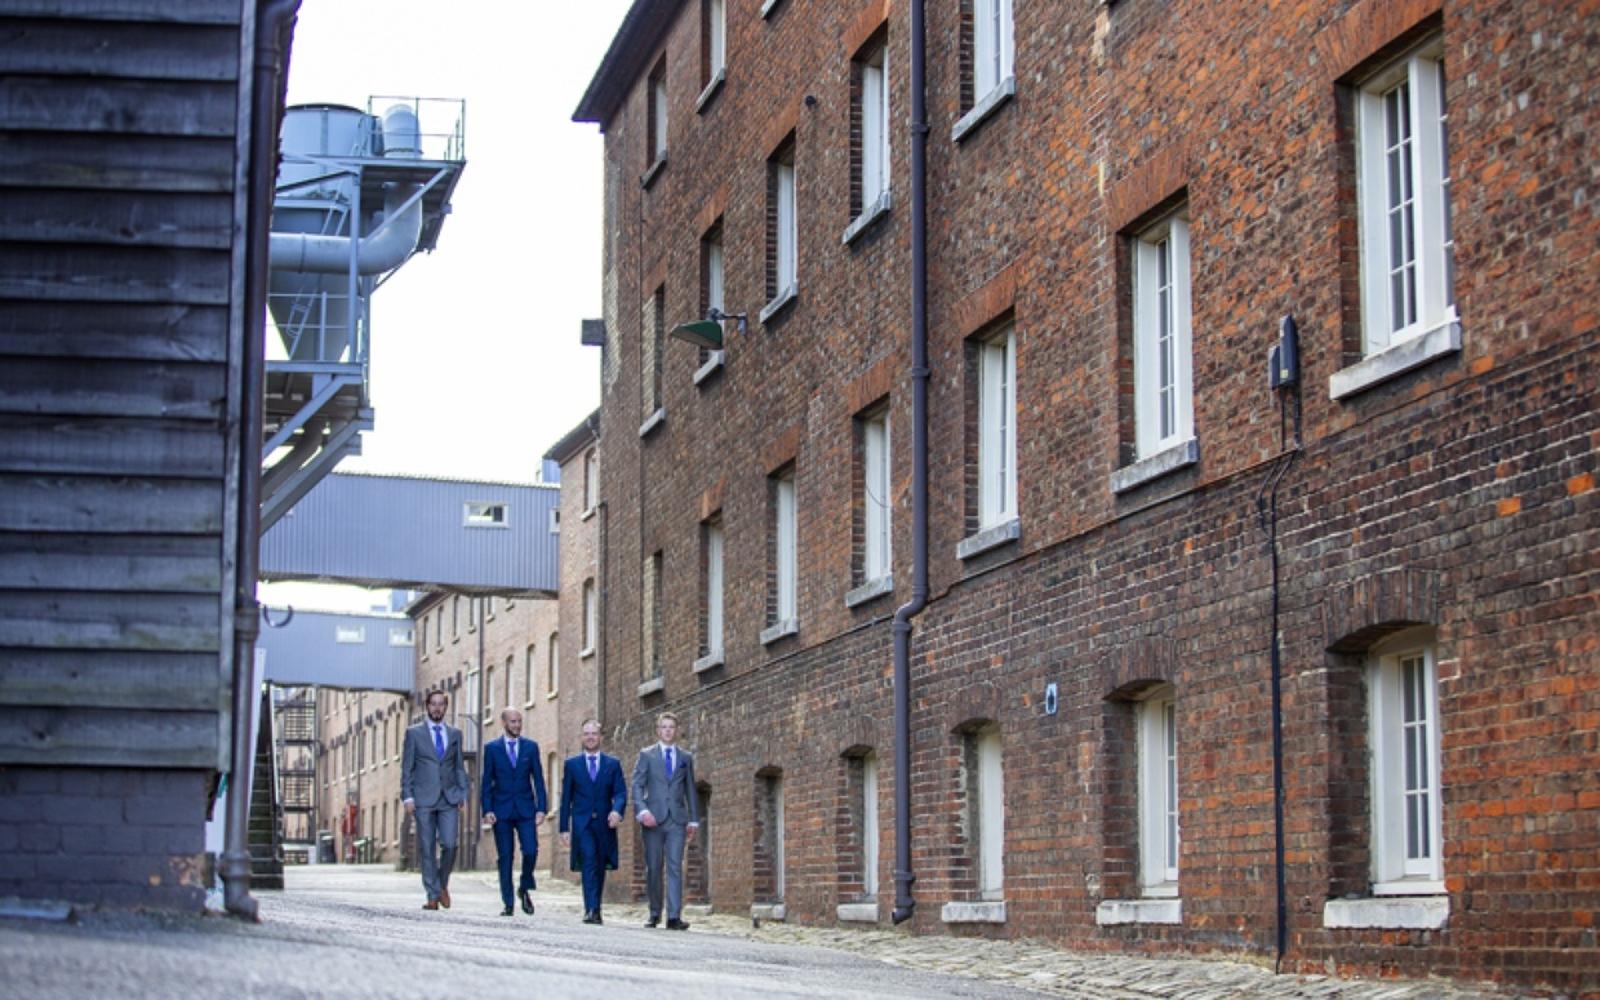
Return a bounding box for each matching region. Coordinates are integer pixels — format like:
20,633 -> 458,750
422,900 -> 439,911
438,886 -> 451,909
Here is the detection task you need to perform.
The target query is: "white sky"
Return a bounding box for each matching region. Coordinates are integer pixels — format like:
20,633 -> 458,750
260,0 -> 633,614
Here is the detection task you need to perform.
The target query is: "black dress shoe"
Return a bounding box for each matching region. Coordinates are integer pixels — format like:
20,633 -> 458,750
644,915 -> 660,928
519,888 -> 534,915
582,911 -> 601,924
500,905 -> 514,917
666,918 -> 690,931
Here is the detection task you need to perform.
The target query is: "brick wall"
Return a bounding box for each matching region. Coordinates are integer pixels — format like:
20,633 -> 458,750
583,0 -> 1598,991
0,767 -> 209,910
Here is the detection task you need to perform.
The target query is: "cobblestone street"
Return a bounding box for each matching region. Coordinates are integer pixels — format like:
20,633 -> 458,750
2,865 -> 1534,998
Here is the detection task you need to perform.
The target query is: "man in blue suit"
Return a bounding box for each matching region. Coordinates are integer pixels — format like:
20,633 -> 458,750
480,707 -> 547,917
560,719 -> 627,925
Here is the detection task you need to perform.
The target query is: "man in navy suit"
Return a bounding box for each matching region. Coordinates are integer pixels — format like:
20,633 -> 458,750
560,719 -> 627,925
480,707 -> 547,917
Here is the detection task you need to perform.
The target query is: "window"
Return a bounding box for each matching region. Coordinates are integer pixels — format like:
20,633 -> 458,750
547,632 -> 560,695
583,447 -> 598,512
504,655 -> 513,709
851,37 -> 890,227
548,752 -> 560,812
581,579 -> 597,656
970,726 -> 1005,900
483,665 -> 496,721
419,618 -> 428,655
972,0 -> 1014,102
697,223 -> 726,376
466,669 -> 480,727
977,324 -> 1017,529
435,606 -> 444,650
464,501 -> 508,527
765,138 -> 797,316
1133,212 -> 1194,459
647,58 -> 668,167
334,625 -> 365,644
861,753 -> 879,898
523,644 -> 536,705
701,0 -> 726,98
764,467 -> 797,641
861,408 -> 891,583
468,597 -> 478,632
451,597 -> 460,638
701,517 -> 725,664
388,626 -> 413,647
1370,640 -> 1442,890
757,772 -> 786,903
1356,40 -> 1454,357
643,284 -> 665,423
1137,685 -> 1179,895
643,550 -> 663,680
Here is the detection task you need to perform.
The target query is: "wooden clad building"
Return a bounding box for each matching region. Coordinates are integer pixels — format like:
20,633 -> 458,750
0,0 -> 288,911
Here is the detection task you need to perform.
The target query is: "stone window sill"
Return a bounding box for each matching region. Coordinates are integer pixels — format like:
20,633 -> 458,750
580,507 -> 596,522
957,517 -> 1021,560
579,645 -> 595,660
952,77 -> 1015,143
845,574 -> 893,608
693,351 -> 725,385
842,192 -> 892,246
836,902 -> 879,923
759,618 -> 799,645
1110,437 -> 1199,494
1095,898 -> 1182,926
759,0 -> 782,17
636,675 -> 664,698
1329,318 -> 1461,399
1323,894 -> 1449,930
941,900 -> 1006,924
692,650 -> 724,674
640,154 -> 667,190
751,902 -> 786,920
695,69 -> 726,115
760,283 -> 798,326
638,407 -> 666,439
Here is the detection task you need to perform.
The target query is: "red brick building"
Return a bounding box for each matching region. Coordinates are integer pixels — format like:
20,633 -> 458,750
573,0 -> 1597,991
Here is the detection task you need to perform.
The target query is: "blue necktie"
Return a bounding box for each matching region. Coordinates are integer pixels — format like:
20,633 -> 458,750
507,738 -> 517,767
587,755 -> 598,781
433,725 -> 445,760
665,747 -> 674,778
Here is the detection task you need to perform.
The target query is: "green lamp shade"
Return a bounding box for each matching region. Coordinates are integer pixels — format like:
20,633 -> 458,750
670,319 -> 724,351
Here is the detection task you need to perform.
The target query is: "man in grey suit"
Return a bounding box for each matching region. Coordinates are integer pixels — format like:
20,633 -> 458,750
401,690 -> 469,911
631,711 -> 700,930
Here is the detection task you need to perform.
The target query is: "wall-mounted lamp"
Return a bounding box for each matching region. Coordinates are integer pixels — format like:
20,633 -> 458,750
669,307 -> 748,351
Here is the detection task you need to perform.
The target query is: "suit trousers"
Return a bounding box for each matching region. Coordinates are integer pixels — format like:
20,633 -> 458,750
574,819 -> 608,913
641,821 -> 687,920
414,803 -> 459,901
492,817 -> 538,906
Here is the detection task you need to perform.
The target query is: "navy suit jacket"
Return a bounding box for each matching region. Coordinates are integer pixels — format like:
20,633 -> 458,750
560,752 -> 627,872
480,735 -> 548,824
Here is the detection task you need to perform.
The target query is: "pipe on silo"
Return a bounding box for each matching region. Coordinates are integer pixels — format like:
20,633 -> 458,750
267,105 -> 424,275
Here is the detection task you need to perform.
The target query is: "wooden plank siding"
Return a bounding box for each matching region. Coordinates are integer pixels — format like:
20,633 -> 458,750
0,0 -> 251,773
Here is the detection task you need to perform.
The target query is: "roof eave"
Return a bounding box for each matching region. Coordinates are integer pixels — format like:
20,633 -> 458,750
573,0 -> 684,127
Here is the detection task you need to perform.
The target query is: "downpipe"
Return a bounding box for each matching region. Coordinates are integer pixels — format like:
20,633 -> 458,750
222,0 -> 300,922
891,0 -> 930,927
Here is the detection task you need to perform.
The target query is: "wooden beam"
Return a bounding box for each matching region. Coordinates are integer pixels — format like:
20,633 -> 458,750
0,533 -> 223,593
0,706 -> 220,769
0,475 -> 223,534
0,1 -> 240,25
0,188 -> 233,249
0,18 -> 239,81
0,76 -> 235,136
0,589 -> 220,652
0,301 -> 228,362
0,244 -> 230,304
0,133 -> 234,193
0,649 -> 218,710
0,357 -> 225,420
0,415 -> 224,478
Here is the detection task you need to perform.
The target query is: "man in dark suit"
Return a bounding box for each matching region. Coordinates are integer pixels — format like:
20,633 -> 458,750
481,706 -> 548,917
401,690 -> 469,911
560,719 -> 627,924
631,711 -> 700,930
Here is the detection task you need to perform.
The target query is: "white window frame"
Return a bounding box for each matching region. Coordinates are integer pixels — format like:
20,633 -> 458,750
388,626 -> 413,647
698,231 -> 726,376
972,0 -> 1014,103
650,64 -> 668,164
581,579 -> 597,657
860,43 -> 890,211
463,501 -> 508,528
774,471 -> 797,623
707,0 -> 726,80
863,409 -> 891,582
975,727 -> 1005,900
1137,686 -> 1179,896
776,153 -> 797,295
1369,636 -> 1443,893
977,325 -> 1017,529
1356,39 -> 1454,356
862,753 -> 880,898
334,625 -> 365,645
483,665 -> 496,722
547,632 -> 560,695
523,644 -> 536,707
705,519 -> 725,660
583,448 -> 598,512
1133,213 -> 1194,459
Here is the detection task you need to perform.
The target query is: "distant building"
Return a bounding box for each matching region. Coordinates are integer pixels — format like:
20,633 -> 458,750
573,0 -> 1599,994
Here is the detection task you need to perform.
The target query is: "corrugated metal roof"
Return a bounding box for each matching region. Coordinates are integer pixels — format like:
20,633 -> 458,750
259,472 -> 559,594
258,609 -> 417,692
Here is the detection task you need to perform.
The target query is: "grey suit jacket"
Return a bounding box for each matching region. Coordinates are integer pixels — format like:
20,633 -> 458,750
401,721 -> 469,809
631,743 -> 699,828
